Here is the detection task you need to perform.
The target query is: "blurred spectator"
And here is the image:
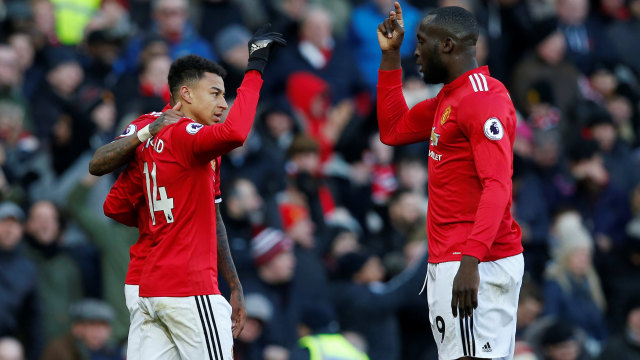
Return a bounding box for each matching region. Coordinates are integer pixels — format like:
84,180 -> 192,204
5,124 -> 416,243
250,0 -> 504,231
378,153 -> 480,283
30,47 -> 84,147
584,105 -> 639,192
291,303 -> 369,360
543,210 -> 608,344
0,44 -> 24,108
286,74 -> 353,163
556,0 -> 617,74
41,299 -> 121,360
348,0 -> 421,91
214,25 -> 251,99
607,0 -> 640,77
243,227 -> 302,352
235,292 -> 273,360
0,202 -> 42,360
118,0 -> 215,75
255,97 -> 298,156
568,140 -> 631,252
222,178 -> 268,275
367,134 -> 397,206
30,0 -> 60,49
511,20 -> 583,119
0,337 -> 24,360
49,0 -> 101,46
23,200 -> 83,342
598,296 -> 640,359
517,280 -> 545,339
198,0 -> 244,45
538,320 -> 593,360
265,6 -> 368,104
329,248 -> 428,360
81,29 -> 124,88
395,155 -> 427,198
7,32 -> 40,103
0,101 -> 38,197
279,202 -> 328,304
66,176 -> 139,342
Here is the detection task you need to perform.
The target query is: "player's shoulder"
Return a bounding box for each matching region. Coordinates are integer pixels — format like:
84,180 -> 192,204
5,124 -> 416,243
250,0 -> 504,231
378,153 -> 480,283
117,111 -> 164,138
463,69 -> 509,97
174,117 -> 205,136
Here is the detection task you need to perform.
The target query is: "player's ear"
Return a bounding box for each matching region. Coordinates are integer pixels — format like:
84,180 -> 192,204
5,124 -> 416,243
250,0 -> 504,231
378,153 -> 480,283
441,37 -> 454,54
180,86 -> 193,104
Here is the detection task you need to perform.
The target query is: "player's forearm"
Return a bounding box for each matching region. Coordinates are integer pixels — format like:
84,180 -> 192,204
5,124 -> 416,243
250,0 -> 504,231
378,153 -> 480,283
89,136 -> 141,175
380,49 -> 402,71
193,71 -> 263,161
216,206 -> 243,292
463,179 -> 510,259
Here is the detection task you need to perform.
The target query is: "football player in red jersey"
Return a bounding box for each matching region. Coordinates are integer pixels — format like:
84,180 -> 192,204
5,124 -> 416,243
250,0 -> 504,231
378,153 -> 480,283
93,27 -> 285,359
377,4 -> 524,360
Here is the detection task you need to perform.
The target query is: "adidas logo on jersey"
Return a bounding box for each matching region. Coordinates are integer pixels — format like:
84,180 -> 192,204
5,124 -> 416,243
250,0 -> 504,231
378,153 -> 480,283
482,342 -> 492,352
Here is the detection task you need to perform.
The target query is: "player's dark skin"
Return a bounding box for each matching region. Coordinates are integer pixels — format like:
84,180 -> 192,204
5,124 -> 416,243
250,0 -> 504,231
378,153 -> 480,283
88,102 -> 184,176
378,3 -> 484,359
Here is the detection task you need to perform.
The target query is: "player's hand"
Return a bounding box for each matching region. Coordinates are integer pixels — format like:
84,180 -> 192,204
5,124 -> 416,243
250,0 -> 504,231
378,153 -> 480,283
377,2 -> 405,52
230,288 -> 246,338
149,102 -> 183,136
246,24 -> 287,74
451,255 -> 479,318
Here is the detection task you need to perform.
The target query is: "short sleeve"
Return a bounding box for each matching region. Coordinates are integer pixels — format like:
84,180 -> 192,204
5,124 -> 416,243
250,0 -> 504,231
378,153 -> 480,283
104,157 -> 144,227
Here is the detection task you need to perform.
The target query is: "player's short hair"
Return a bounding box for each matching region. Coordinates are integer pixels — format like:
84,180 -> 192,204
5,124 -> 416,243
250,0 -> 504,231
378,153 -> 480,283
168,55 -> 227,100
424,6 -> 479,45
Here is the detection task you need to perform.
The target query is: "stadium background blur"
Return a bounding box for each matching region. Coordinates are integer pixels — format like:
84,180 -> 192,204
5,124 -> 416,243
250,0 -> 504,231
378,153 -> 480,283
0,0 -> 640,359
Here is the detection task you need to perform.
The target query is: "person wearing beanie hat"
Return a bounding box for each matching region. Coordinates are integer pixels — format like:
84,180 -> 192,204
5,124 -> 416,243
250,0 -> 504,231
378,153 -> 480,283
243,227 -> 304,352
235,293 -> 274,360
539,320 -> 586,360
214,24 -> 252,99
543,210 -> 608,345
42,299 -> 121,360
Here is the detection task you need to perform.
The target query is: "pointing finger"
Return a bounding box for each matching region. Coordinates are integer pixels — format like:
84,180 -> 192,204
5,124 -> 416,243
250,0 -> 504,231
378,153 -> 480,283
394,1 -> 404,26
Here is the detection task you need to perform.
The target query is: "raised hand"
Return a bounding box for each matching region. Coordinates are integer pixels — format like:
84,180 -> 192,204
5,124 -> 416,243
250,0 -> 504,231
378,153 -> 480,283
149,102 -> 184,136
246,24 -> 287,74
377,2 -> 405,52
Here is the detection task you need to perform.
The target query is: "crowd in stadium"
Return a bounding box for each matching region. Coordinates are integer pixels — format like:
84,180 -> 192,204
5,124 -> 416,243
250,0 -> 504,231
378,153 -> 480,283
0,0 -> 639,359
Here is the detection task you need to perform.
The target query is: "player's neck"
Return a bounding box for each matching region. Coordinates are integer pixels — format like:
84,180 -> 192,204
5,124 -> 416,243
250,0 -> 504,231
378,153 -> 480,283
446,57 -> 479,84
181,106 -> 207,126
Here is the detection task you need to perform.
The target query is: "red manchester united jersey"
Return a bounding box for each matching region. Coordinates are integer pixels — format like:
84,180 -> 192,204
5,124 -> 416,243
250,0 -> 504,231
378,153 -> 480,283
103,106 -> 223,285
377,66 -> 523,263
136,71 -> 262,297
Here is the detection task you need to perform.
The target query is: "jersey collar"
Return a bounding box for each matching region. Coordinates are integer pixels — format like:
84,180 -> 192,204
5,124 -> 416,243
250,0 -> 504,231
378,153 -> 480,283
440,66 -> 490,95
162,104 -> 172,112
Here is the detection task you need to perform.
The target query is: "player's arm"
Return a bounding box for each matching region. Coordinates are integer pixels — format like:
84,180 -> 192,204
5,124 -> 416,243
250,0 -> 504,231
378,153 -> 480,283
376,2 -> 437,146
452,93 -> 515,318
103,163 -> 143,227
215,203 -> 246,339
88,103 -> 184,176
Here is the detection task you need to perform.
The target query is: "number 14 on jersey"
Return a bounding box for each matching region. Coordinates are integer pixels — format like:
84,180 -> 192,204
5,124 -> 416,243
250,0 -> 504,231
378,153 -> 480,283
143,162 -> 175,225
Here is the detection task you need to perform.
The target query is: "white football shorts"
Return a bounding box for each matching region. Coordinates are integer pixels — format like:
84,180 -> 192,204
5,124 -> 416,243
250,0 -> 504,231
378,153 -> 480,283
124,284 -> 145,360
426,254 -> 524,360
138,294 -> 233,360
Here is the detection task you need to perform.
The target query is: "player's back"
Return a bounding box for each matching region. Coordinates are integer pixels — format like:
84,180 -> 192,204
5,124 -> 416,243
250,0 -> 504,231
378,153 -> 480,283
137,117 -> 219,297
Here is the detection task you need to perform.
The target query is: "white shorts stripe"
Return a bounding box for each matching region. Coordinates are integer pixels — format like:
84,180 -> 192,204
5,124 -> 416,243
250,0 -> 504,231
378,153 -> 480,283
205,296 -> 224,359
195,296 -> 216,360
478,73 -> 489,91
468,75 -> 478,92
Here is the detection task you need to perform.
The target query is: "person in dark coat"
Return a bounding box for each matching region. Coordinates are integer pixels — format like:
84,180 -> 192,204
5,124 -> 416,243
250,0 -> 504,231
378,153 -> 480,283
598,296 -> 640,360
0,202 -> 42,360
329,249 -> 428,360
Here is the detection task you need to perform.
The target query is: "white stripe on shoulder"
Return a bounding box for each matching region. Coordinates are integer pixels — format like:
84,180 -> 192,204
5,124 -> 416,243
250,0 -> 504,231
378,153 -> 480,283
478,73 -> 489,91
468,75 -> 478,92
473,74 -> 484,91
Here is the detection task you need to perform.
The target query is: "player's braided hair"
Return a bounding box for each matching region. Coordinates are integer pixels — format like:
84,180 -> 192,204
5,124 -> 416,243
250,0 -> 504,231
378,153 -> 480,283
168,55 -> 227,100
424,6 -> 479,46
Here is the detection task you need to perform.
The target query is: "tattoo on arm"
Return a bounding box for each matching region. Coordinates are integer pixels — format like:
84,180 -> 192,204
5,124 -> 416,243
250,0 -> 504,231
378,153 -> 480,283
89,136 -> 141,176
216,204 -> 242,292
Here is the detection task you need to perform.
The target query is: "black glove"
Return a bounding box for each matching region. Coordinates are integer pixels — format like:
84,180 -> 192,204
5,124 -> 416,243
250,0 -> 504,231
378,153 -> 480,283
246,24 -> 286,74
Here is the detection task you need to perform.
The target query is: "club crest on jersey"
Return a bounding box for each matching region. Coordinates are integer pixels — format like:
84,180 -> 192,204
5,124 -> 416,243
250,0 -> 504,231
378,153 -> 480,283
121,124 -> 136,137
186,122 -> 204,135
441,105 -> 451,125
483,117 -> 504,140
